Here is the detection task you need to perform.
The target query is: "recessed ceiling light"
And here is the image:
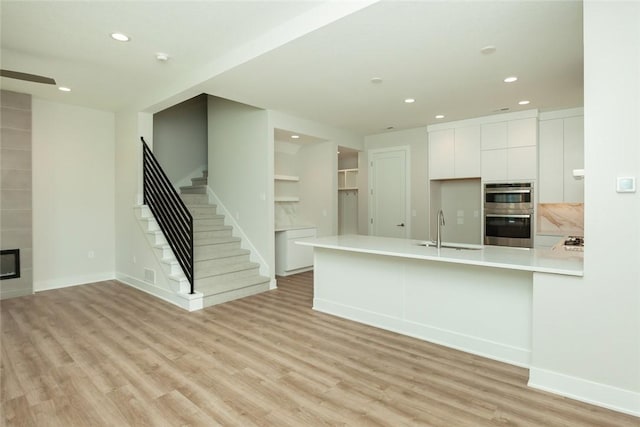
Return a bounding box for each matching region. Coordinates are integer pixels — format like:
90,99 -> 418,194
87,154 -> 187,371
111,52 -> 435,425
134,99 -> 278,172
480,45 -> 496,55
435,115 -> 445,119
404,98 -> 416,104
291,135 -> 300,139
58,86 -> 71,92
504,76 -> 518,83
518,100 -> 530,105
370,77 -> 383,84
156,53 -> 169,61
111,32 -> 130,42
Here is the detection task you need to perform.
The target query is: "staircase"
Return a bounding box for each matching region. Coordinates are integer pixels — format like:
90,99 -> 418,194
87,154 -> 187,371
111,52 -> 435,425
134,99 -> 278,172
178,171 -> 271,308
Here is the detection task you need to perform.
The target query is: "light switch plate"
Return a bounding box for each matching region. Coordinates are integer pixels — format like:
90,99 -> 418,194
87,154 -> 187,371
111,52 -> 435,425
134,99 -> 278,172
616,176 -> 636,193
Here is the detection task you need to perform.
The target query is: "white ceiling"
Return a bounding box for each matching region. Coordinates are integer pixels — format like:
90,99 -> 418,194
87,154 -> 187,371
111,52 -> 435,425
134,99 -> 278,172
1,1 -> 583,136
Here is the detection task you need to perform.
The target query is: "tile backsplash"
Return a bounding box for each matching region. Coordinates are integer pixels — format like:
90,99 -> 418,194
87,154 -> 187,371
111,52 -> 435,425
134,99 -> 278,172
537,203 -> 584,236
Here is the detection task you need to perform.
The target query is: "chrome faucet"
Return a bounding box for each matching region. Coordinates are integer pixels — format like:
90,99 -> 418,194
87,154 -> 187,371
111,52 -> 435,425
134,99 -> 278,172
436,209 -> 445,248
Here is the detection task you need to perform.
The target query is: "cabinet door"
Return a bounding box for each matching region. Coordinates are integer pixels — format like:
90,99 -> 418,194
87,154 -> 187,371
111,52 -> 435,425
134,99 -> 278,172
454,125 -> 481,178
563,116 -> 584,203
507,146 -> 537,180
508,118 -> 537,147
481,149 -> 508,181
481,122 -> 508,150
429,129 -> 455,179
538,119 -> 564,202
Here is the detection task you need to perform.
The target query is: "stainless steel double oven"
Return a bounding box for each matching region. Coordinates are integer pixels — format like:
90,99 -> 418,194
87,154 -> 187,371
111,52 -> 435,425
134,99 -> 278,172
484,182 -> 534,248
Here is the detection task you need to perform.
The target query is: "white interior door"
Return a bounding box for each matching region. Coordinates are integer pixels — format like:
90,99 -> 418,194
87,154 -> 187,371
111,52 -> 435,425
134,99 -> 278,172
369,148 -> 409,238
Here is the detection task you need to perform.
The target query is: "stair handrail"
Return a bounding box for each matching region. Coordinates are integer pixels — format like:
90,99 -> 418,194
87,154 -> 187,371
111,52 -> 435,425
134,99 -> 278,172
140,137 -> 194,294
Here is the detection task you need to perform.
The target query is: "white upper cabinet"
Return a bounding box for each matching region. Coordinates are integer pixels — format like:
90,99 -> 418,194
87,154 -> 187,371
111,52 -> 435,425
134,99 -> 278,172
508,118 -> 537,147
429,126 -> 480,180
428,129 -> 455,179
481,122 -> 508,150
454,126 -> 481,178
538,110 -> 584,203
481,117 -> 537,181
429,110 -> 538,182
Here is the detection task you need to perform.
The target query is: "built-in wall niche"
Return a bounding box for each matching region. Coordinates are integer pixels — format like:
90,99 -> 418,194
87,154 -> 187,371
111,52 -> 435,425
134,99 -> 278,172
429,178 -> 482,245
1,249 -> 20,280
338,147 -> 360,235
273,128 -> 327,230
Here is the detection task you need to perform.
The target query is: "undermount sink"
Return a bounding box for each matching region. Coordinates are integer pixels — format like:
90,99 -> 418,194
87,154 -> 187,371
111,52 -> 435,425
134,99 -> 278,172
416,241 -> 483,250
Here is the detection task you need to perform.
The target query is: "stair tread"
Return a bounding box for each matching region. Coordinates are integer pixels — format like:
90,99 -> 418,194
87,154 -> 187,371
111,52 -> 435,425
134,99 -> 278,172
187,204 -> 217,208
194,225 -> 232,231
195,248 -> 249,261
196,274 -> 270,295
194,236 -> 241,246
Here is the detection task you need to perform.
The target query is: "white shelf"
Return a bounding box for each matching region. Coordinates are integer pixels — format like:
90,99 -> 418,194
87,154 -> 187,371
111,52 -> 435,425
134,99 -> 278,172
275,196 -> 300,202
274,174 -> 300,182
339,187 -> 358,191
338,168 -> 358,190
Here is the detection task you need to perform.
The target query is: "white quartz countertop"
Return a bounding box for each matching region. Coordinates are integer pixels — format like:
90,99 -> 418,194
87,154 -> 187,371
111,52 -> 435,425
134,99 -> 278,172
297,234 -> 583,276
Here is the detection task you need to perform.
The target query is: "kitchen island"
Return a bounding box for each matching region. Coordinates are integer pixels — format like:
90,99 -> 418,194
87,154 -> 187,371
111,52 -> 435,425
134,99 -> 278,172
297,235 -> 583,367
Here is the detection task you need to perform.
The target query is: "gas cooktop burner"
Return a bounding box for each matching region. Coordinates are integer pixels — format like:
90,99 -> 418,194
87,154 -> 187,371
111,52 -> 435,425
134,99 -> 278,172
564,236 -> 584,247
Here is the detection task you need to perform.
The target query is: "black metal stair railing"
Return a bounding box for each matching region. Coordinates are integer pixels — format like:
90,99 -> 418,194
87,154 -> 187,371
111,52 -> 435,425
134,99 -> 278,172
141,137 -> 194,294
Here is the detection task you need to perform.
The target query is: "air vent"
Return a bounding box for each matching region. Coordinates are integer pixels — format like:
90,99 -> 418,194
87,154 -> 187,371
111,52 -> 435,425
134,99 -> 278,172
144,268 -> 156,284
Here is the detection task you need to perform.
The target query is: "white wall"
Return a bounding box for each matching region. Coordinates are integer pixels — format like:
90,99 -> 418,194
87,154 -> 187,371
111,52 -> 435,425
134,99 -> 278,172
530,1 -> 640,416
298,141 -> 338,237
32,99 -> 115,290
364,127 -> 429,240
153,94 -> 207,187
208,96 -> 271,274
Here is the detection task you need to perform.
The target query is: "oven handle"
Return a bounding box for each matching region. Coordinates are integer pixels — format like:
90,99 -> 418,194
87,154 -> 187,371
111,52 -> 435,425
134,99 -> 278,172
485,213 -> 531,219
485,189 -> 531,194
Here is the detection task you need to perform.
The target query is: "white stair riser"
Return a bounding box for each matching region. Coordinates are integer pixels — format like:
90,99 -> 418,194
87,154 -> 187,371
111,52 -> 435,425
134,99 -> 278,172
181,187 -> 206,195
195,230 -> 233,240
195,255 -> 251,273
191,177 -> 207,186
202,282 -> 270,308
147,231 -> 167,245
195,242 -> 242,258
194,218 -> 225,227
189,207 -> 219,216
168,276 -> 190,293
195,266 -> 260,285
153,246 -> 174,260
181,195 -> 209,205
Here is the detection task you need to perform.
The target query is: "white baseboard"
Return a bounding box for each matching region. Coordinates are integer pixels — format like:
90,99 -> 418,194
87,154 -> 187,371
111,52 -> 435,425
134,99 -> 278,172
529,368 -> 640,417
206,187 -> 271,278
34,272 -> 116,292
314,298 -> 531,368
116,272 -> 203,312
0,288 -> 33,299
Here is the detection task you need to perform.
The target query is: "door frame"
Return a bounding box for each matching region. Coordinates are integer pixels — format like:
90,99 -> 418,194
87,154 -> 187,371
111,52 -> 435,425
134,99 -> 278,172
367,146 -> 411,237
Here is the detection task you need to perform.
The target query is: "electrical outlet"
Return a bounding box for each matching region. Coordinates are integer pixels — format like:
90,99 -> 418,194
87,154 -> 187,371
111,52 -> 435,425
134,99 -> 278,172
88,251 -> 95,259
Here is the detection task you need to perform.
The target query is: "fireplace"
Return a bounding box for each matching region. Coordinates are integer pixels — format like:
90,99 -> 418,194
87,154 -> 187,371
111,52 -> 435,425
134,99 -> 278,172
0,249 -> 20,280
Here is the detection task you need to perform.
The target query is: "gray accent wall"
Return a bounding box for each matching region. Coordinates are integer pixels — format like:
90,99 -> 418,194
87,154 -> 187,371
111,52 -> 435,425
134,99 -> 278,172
1,90 -> 33,299
153,94 -> 208,186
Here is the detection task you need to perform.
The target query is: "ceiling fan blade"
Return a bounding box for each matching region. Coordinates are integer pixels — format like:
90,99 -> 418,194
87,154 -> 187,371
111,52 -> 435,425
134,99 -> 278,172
0,69 -> 56,85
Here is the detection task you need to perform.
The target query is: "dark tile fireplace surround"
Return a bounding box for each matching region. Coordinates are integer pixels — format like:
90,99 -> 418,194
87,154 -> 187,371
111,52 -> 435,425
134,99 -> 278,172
1,90 -> 33,299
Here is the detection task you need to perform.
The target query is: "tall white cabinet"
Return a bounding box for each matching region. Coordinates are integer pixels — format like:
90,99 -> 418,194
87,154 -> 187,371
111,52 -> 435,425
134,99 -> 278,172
538,109 -> 584,203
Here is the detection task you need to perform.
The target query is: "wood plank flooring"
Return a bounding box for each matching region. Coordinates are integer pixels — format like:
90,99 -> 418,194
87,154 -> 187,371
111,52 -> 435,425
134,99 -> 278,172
1,272 -> 638,426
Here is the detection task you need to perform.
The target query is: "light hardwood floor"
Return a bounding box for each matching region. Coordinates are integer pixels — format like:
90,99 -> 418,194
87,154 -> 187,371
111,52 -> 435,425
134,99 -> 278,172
1,272 -> 638,426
